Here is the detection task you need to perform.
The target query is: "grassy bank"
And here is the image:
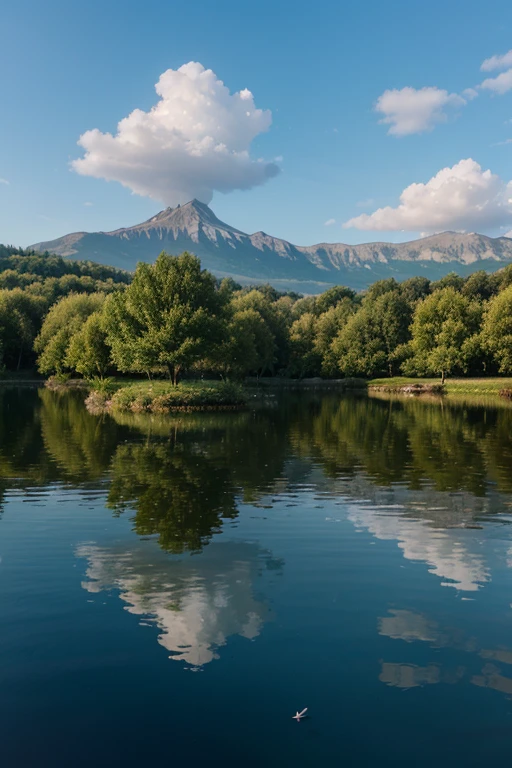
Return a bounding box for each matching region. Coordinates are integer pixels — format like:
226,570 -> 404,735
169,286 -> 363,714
368,377 -> 512,395
87,379 -> 247,414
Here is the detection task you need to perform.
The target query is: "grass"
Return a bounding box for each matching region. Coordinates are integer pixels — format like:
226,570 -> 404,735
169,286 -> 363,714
104,379 -> 247,412
368,376 -> 512,395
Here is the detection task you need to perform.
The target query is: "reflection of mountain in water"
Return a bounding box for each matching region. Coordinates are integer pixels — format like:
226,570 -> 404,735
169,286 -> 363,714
378,608 -> 512,697
76,540 -> 283,667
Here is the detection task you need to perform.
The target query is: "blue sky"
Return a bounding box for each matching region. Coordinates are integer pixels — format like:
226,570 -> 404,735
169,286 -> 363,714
2,0 -> 512,248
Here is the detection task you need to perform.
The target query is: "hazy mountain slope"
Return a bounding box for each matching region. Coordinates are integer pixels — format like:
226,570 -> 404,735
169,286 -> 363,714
30,200 -> 512,291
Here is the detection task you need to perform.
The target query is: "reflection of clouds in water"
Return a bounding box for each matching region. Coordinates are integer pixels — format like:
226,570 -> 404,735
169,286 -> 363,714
378,610 -> 439,644
348,505 -> 489,591
472,664 -> 512,695
76,541 -> 282,667
380,662 -> 439,688
378,608 -> 512,697
380,663 -> 465,689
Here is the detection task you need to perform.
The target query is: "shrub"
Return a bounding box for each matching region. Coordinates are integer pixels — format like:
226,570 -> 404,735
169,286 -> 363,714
109,380 -> 246,412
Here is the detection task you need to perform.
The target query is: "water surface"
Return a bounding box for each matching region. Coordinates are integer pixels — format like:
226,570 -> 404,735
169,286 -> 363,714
1,387 -> 512,766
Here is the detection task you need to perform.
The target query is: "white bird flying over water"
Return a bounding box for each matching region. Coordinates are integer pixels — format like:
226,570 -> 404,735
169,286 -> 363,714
292,708 -> 308,721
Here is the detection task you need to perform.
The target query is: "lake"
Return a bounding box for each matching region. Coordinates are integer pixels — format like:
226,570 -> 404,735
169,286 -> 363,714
1,386 -> 512,766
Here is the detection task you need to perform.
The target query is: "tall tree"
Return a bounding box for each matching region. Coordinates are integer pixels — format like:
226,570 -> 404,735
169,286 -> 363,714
105,252 -> 227,384
231,289 -> 288,374
333,291 -> 412,377
482,284 -> 512,373
288,313 -> 321,378
65,311 -> 111,378
34,293 -> 105,375
0,289 -> 46,370
208,308 -> 275,379
405,288 -> 483,381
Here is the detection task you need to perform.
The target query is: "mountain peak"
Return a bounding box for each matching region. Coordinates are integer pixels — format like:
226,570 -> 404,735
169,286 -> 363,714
137,198 -> 220,228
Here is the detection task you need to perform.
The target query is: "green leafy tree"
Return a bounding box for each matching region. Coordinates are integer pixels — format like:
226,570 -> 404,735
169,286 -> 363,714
314,299 -> 355,376
105,252 -> 227,384
314,285 -> 355,314
462,271 -> 495,302
288,313 -> 321,378
0,289 -> 47,370
207,308 -> 276,379
482,284 -> 512,373
333,291 -> 412,377
405,288 -> 483,381
364,278 -> 400,301
431,272 -> 465,293
400,276 -> 431,305
65,311 -> 111,378
231,289 -> 288,374
34,293 -> 105,375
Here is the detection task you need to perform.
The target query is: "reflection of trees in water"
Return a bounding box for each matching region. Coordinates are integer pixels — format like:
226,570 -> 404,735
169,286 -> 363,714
38,388 -> 125,483
1,387 -> 512,554
76,539 -> 283,667
107,440 -> 238,553
0,387 -> 49,484
289,394 -> 512,497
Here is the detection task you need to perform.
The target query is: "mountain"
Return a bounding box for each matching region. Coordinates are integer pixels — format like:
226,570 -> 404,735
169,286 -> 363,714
29,199 -> 512,292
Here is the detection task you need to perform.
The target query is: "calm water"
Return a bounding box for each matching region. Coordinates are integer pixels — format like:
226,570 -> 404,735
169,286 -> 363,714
1,387 -> 512,766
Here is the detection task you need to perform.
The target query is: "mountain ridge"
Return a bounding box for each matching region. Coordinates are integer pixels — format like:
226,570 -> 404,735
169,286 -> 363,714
30,200 -> 512,292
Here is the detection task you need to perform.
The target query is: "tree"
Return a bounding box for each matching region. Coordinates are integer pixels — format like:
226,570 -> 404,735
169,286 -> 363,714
482,284 -> 512,373
364,278 -> 400,301
231,289 -> 288,374
333,291 -> 412,377
210,308 -> 275,379
34,293 -> 105,375
400,276 -> 431,305
314,299 -> 355,376
0,289 -> 47,370
462,271 -> 495,302
431,272 -> 465,292
105,252 -> 227,384
405,288 -> 483,382
288,313 -> 321,378
65,311 -> 111,378
314,285 -> 355,314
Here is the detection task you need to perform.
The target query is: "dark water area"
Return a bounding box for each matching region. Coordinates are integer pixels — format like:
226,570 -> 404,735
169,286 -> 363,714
1,386 -> 512,766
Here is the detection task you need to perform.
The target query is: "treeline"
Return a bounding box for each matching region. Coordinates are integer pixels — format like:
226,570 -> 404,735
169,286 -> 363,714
2,245 -> 512,380
0,245 -> 130,371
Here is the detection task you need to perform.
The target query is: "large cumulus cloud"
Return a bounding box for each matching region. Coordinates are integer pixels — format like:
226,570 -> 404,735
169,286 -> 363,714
344,159 -> 512,233
72,62 -> 279,205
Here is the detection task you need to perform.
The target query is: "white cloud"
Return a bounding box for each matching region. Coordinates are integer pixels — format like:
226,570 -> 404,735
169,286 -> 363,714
84,201 -> 93,206
375,86 -> 466,136
0,178 -> 9,185
72,62 -> 279,206
481,49 -> 512,72
324,218 -> 336,226
480,68 -> 512,95
462,87 -> 479,101
344,158 -> 512,233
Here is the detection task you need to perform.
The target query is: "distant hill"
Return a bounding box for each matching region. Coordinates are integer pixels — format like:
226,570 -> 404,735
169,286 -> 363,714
30,199 -> 512,292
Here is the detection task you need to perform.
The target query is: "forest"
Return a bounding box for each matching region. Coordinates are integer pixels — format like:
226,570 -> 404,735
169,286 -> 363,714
1,244 -> 512,382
